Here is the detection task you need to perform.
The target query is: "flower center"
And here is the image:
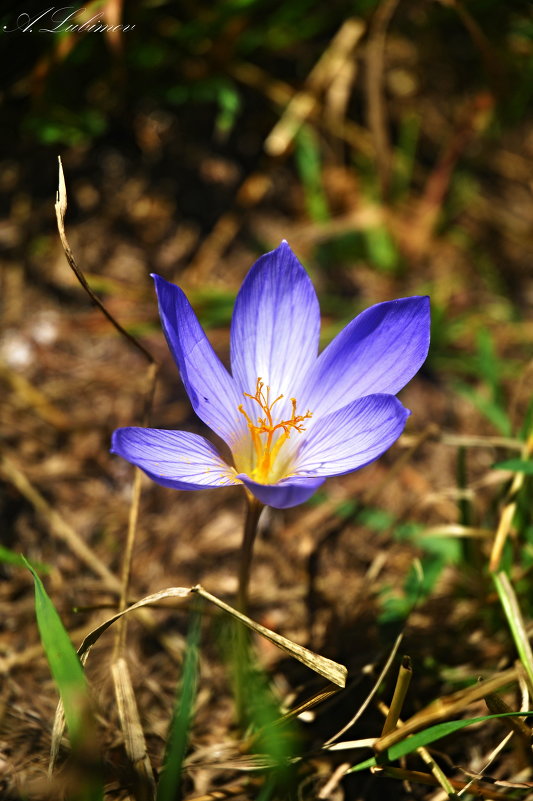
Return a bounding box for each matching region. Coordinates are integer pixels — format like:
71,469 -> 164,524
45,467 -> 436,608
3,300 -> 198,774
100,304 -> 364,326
237,377 -> 312,483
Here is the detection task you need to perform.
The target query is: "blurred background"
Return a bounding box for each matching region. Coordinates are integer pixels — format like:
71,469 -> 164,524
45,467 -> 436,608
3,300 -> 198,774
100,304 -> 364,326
1,1 -> 532,798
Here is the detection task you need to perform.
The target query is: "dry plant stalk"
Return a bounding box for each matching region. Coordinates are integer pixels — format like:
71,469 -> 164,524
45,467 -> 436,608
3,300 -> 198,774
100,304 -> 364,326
0,359 -> 70,430
230,60 -> 374,157
374,666 -> 519,753
55,156 -> 154,365
376,765 -> 515,801
194,585 -> 347,688
364,0 -> 399,198
483,690 -> 531,749
69,583 -> 346,687
380,655 -> 412,737
54,157 -> 162,787
490,433 -> 533,572
185,19 -> 366,284
375,700 -> 457,799
49,584 -> 348,771
111,658 -> 156,801
264,17 -> 365,156
324,631 -> 404,746
0,452 -> 121,591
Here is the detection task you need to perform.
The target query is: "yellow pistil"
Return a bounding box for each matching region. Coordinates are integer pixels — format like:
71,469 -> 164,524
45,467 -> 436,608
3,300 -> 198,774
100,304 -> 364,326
238,377 -> 312,483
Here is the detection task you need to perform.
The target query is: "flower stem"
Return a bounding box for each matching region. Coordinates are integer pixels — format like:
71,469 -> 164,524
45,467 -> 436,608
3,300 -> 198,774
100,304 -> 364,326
237,497 -> 263,613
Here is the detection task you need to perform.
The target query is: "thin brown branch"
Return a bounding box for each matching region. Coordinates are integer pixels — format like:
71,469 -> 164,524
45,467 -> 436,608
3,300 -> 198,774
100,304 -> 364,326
365,0 -> 400,198
54,156 -> 155,365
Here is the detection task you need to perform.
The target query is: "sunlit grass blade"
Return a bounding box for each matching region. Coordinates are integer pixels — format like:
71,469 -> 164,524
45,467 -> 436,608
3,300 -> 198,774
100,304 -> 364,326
23,556 -> 102,800
492,570 -> 533,691
348,710 -> 533,773
492,458 -> 533,474
23,556 -> 89,744
156,603 -> 202,801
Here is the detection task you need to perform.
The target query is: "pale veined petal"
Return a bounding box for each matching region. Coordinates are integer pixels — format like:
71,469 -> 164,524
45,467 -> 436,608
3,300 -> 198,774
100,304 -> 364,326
153,274 -> 245,447
112,427 -> 238,490
295,394 -> 409,476
302,296 -> 430,416
230,242 -> 320,407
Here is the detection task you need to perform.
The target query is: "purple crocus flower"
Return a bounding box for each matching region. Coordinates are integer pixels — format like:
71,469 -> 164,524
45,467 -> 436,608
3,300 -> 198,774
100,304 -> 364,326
112,242 -> 430,509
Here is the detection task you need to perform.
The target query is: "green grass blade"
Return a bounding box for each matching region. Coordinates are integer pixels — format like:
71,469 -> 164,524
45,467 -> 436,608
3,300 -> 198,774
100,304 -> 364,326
492,458 -> 533,474
23,556 -> 89,744
348,710 -> 533,773
23,556 -> 103,801
294,124 -> 330,223
1,546 -> 49,572
156,603 -> 202,801
493,570 -> 533,690
454,381 -> 512,436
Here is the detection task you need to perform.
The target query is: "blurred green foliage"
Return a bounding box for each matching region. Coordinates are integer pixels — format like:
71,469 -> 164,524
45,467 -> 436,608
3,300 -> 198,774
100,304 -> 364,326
2,0 -> 532,149
157,603 -> 201,801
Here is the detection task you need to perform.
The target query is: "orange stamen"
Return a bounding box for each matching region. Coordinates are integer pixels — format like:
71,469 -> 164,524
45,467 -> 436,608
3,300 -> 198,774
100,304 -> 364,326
238,377 -> 312,483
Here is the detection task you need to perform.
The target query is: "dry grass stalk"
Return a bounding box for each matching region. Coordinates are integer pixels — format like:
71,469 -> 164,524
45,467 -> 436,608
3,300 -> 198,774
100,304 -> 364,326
318,761 -> 352,799
111,657 -> 156,801
54,161 -> 165,792
0,452 -> 121,591
375,701 -> 457,799
0,623 -> 90,672
380,655 -> 412,737
325,631 -> 404,746
49,586 -> 192,772
54,581 -> 347,761
264,17 -> 365,156
184,786 -> 246,801
113,359 -> 158,660
420,524 -> 493,539
1,450 -> 185,669
55,156 -> 154,365
193,585 -> 347,687
230,60 -> 374,157
375,765 -> 515,800
0,360 -> 70,430
489,433 -> 533,572
483,691 -> 531,749
364,0 -> 399,197
374,666 -> 519,753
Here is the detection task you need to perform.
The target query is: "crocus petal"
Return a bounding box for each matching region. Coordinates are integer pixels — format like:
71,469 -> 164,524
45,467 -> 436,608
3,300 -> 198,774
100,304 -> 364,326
153,274 -> 245,447
302,296 -> 430,417
111,427 -> 237,490
238,473 -> 325,509
230,241 -> 320,402
295,394 -> 409,476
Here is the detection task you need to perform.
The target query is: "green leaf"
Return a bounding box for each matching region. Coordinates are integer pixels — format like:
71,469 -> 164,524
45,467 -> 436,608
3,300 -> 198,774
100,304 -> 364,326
493,571 -> 533,690
348,711 -> 533,773
493,458 -> 533,474
363,225 -> 400,273
216,82 -> 241,136
294,125 -> 330,223
23,556 -> 89,745
455,381 -> 512,436
0,546 -> 49,572
156,603 -> 202,801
